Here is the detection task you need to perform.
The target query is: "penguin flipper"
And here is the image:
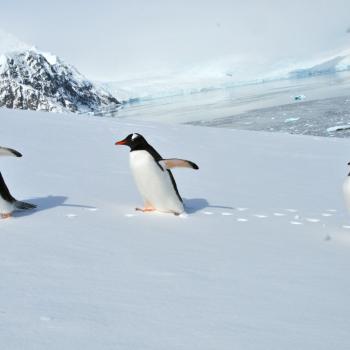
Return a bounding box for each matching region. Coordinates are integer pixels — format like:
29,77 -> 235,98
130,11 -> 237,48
0,147 -> 22,157
159,159 -> 199,170
14,201 -> 37,210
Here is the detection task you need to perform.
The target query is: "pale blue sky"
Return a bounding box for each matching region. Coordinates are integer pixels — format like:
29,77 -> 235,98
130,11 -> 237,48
0,0 -> 349,81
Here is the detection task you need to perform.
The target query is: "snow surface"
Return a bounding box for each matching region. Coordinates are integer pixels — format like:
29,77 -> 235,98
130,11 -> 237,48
41,51 -> 58,65
1,108 -> 350,349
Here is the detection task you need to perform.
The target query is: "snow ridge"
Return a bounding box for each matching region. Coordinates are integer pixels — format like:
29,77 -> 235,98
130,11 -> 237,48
0,50 -> 120,113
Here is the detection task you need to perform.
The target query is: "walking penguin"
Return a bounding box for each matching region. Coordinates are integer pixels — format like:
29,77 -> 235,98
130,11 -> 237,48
115,133 -> 199,215
0,146 -> 36,218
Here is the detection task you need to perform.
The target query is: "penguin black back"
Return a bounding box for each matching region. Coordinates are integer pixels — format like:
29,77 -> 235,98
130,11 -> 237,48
0,172 -> 15,203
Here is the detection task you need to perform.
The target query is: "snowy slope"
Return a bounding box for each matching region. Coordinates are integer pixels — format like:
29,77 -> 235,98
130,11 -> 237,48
1,108 -> 350,349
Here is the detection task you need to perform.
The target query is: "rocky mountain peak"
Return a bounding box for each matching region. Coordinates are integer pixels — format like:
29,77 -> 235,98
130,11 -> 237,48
0,50 -> 120,113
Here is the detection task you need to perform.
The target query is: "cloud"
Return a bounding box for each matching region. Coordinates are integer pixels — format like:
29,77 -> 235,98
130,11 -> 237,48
0,28 -> 31,54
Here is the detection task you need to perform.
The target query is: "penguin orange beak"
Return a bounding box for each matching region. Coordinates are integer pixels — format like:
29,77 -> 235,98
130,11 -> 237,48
115,139 -> 127,146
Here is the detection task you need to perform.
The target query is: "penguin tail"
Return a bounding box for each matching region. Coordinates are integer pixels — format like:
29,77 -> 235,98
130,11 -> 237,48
14,200 -> 37,210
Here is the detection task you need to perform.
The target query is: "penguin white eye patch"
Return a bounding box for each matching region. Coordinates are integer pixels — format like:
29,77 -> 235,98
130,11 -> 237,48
131,133 -> 140,140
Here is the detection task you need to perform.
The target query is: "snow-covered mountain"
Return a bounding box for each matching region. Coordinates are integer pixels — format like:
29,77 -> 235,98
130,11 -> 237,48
0,50 -> 120,113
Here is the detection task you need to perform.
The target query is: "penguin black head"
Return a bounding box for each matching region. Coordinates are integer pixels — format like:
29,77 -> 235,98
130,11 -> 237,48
115,133 -> 148,150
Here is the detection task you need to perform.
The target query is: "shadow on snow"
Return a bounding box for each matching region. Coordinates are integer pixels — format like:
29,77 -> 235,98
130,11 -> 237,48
13,195 -> 95,217
184,198 -> 234,214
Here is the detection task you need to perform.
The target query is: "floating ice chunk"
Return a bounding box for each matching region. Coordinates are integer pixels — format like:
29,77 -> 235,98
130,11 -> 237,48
284,117 -> 300,123
326,125 -> 350,133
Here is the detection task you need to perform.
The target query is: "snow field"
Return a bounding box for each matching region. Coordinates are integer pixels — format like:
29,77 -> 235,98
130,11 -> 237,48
1,108 -> 350,349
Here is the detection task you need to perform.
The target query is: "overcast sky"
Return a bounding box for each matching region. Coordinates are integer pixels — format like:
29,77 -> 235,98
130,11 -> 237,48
0,0 -> 349,81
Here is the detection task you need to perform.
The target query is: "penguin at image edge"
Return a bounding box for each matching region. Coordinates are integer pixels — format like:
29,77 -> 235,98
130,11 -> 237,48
115,133 -> 199,215
0,146 -> 36,219
343,162 -> 350,212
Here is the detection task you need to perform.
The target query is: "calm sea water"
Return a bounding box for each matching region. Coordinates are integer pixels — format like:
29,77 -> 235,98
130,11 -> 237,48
109,71 -> 350,137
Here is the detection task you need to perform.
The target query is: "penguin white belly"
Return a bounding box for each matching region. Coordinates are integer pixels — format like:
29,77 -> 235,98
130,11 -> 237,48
130,151 -> 184,214
343,176 -> 350,213
0,196 -> 14,214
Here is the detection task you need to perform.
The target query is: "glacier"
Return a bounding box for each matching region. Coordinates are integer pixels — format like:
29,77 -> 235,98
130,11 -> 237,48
104,50 -> 350,103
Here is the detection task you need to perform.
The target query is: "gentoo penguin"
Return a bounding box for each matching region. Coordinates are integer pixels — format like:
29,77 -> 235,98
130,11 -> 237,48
343,162 -> 350,213
115,133 -> 199,215
0,146 -> 36,219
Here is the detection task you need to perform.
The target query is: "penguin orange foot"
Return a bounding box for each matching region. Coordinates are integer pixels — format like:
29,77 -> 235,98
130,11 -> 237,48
1,213 -> 12,219
135,207 -> 156,212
